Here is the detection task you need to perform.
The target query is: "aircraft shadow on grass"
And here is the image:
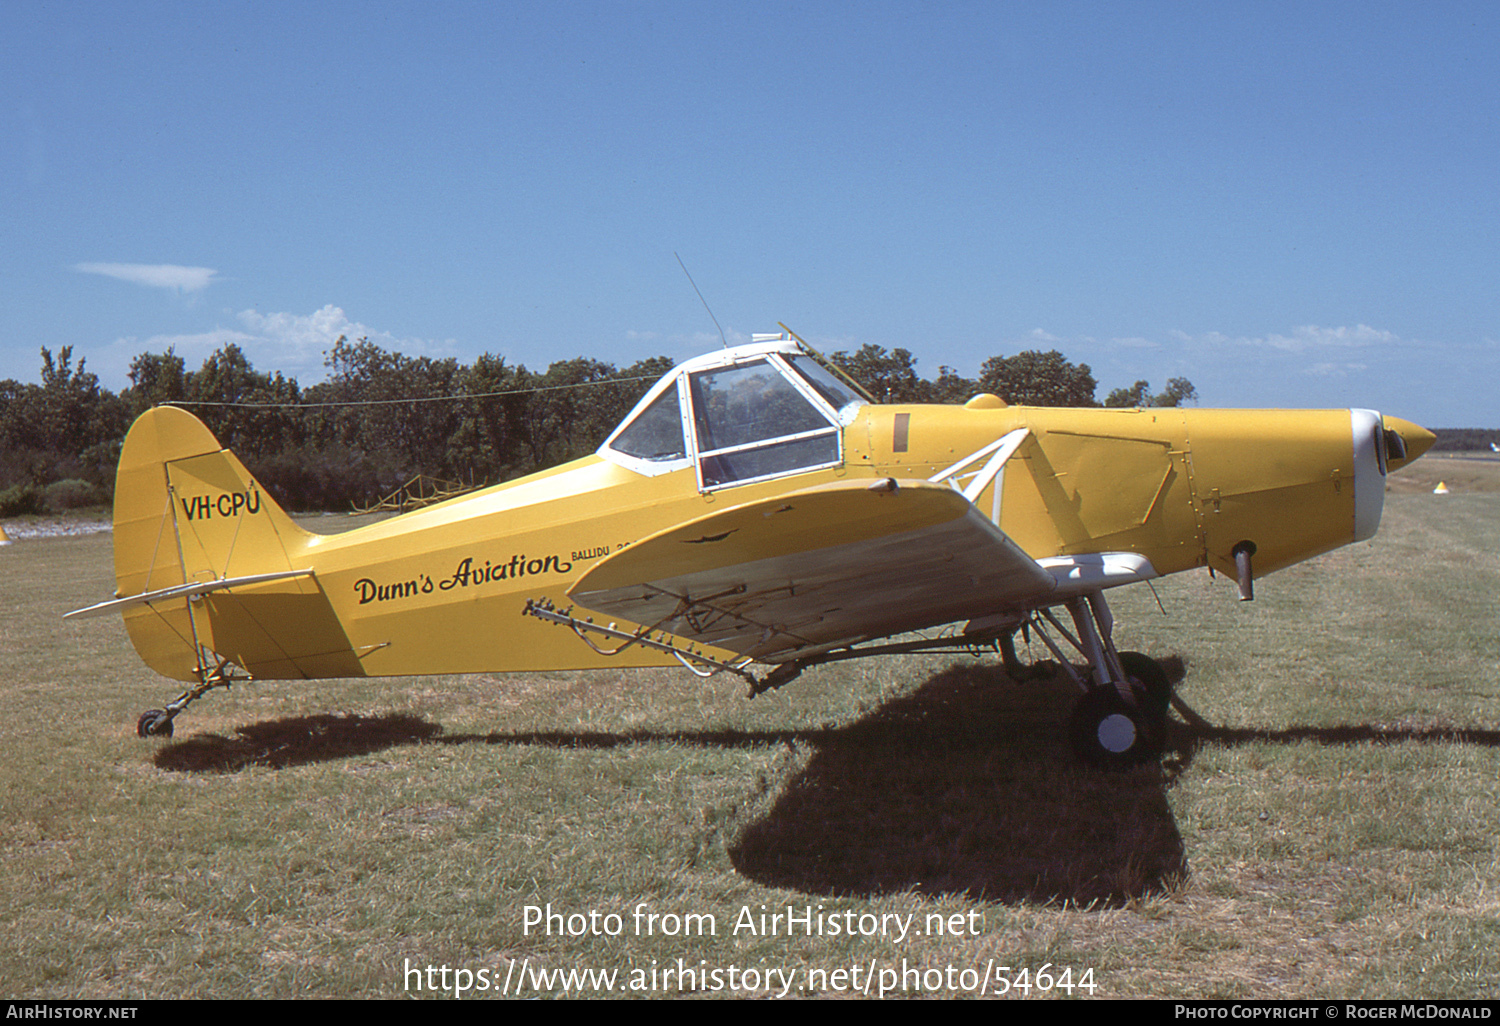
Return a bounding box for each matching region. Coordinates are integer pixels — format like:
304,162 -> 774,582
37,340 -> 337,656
153,712 -> 444,772
151,657 -> 1500,906
720,662 -> 1189,905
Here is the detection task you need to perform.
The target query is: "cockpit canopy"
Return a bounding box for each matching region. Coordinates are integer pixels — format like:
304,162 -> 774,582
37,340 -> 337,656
600,336 -> 867,491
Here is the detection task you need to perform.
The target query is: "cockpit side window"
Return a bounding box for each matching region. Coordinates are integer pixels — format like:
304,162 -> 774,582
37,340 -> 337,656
609,379 -> 686,463
688,358 -> 841,489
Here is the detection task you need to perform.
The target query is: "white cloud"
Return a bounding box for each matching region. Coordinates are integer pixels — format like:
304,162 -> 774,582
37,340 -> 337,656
236,305 -> 374,373
86,305 -> 456,389
91,327 -> 260,390
1263,324 -> 1398,352
232,305 -> 458,380
1183,324 -> 1404,353
75,262 -> 220,293
1305,362 -> 1369,377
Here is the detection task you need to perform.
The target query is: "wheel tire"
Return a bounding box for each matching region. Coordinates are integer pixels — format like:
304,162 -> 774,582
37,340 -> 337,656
1068,685 -> 1161,769
137,709 -> 174,738
1119,651 -> 1171,717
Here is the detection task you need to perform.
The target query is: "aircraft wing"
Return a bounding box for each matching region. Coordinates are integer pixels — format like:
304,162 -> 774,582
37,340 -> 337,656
567,478 -> 1056,662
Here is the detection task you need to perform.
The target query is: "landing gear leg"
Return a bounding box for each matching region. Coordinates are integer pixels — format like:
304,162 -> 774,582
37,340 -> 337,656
135,652 -> 245,739
1024,593 -> 1171,768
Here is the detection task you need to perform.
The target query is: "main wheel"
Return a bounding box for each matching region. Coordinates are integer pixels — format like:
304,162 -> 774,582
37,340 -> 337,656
1068,685 -> 1160,769
137,709 -> 174,738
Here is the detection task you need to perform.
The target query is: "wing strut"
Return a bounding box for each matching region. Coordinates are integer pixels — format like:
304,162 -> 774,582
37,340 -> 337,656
928,428 -> 1029,523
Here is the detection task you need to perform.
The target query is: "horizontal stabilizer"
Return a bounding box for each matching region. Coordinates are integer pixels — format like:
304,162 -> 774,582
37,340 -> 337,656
64,568 -> 316,620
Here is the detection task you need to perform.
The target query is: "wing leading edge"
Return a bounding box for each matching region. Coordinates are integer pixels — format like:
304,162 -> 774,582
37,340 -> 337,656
567,478 -> 1057,662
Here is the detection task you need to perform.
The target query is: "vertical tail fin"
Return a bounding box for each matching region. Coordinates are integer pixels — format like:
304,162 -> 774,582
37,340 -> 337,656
112,406 -> 321,680
114,406 -> 312,593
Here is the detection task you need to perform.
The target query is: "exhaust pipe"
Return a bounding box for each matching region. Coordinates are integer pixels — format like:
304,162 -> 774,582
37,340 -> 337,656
1233,541 -> 1256,601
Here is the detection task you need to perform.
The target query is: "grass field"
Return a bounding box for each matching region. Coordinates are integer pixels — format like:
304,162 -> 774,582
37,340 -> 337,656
2,467 -> 1497,999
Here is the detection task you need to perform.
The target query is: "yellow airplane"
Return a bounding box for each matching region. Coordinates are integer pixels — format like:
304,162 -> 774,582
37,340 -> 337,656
67,331 -> 1434,767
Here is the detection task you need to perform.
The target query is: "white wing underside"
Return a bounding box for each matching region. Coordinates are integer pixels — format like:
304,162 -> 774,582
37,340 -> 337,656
569,480 -> 1058,662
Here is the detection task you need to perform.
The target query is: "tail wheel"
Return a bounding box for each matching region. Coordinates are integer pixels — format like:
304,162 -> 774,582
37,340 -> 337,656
1068,685 -> 1161,769
137,709 -> 174,738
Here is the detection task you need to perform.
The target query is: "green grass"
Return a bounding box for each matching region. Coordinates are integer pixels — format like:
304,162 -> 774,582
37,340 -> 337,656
1,487 -> 1497,999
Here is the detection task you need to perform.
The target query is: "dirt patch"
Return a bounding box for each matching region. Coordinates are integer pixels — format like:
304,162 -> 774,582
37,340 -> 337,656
1,515 -> 112,539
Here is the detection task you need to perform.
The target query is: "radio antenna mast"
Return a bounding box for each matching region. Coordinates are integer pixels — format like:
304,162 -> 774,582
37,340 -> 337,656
675,252 -> 729,349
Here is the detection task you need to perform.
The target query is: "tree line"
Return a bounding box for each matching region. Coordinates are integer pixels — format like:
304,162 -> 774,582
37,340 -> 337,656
1431,427 -> 1500,451
0,338 -> 1199,515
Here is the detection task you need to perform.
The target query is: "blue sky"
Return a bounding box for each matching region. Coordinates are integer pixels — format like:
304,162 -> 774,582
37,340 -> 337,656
3,1 -> 1496,426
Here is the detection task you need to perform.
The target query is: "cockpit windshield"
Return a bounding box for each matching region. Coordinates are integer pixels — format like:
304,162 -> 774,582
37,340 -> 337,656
600,342 -> 863,490
784,354 -> 866,424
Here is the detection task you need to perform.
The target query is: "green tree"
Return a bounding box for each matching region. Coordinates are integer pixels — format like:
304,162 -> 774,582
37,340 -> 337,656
124,348 -> 187,415
37,346 -> 98,451
1105,380 -> 1152,408
1153,377 -> 1198,407
34,347 -> 129,488
0,348 -> 129,491
830,344 -> 927,403
184,343 -> 303,460
978,350 -> 1098,407
448,352 -> 531,482
515,357 -> 621,470
0,377 -> 43,487
308,335 -> 463,489
928,366 -> 979,405
1104,377 -> 1198,408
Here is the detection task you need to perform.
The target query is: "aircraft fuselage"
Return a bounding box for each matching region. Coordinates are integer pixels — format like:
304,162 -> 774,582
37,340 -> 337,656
102,340 -> 1433,683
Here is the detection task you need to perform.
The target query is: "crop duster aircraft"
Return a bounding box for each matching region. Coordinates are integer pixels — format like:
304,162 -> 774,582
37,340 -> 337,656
68,332 -> 1434,767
